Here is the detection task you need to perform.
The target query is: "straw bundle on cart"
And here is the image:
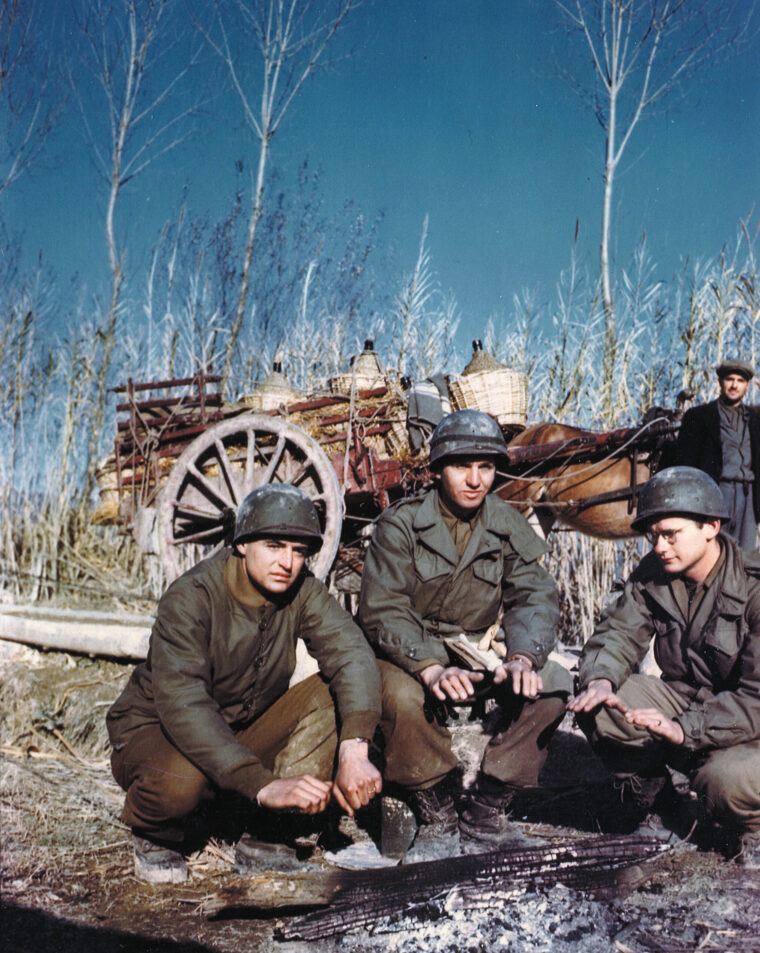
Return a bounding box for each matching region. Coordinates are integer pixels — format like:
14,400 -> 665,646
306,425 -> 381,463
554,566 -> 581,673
448,340 -> 528,429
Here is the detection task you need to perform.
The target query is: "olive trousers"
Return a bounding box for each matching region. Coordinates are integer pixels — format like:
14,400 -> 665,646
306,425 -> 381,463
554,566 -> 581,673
582,673 -> 760,833
111,661 -> 456,843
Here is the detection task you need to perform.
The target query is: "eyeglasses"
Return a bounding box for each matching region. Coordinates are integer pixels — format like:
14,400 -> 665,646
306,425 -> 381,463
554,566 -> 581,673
645,527 -> 685,546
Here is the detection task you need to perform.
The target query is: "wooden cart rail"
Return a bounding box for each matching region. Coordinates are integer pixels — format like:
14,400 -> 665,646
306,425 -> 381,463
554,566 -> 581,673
98,372 -> 681,581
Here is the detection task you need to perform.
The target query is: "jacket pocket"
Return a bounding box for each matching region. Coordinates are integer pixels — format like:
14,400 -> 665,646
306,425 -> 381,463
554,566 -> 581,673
702,619 -> 742,681
471,553 -> 502,588
414,549 -> 454,583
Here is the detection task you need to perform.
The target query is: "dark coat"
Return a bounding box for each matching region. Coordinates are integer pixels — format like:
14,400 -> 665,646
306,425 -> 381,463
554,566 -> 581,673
578,536 -> 760,751
676,399 -> 760,521
107,550 -> 382,800
358,487 -> 569,693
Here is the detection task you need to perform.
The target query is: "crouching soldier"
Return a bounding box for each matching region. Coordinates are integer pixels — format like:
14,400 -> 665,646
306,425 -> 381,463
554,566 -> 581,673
358,410 -> 572,860
569,467 -> 760,866
107,484 -> 453,883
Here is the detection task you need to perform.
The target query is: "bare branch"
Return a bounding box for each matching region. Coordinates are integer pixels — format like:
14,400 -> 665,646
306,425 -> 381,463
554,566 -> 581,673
0,0 -> 63,196
195,0 -> 358,390
551,0 -> 755,353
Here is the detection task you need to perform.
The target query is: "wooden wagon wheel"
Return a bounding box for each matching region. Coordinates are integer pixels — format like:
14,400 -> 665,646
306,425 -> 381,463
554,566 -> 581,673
158,415 -> 342,583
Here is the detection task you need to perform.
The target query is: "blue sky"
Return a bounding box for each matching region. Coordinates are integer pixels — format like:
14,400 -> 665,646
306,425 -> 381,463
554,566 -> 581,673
8,0 -> 760,341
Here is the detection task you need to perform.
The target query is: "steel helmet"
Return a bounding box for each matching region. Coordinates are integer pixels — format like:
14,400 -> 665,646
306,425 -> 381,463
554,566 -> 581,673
428,410 -> 508,469
631,467 -> 729,532
233,484 -> 322,547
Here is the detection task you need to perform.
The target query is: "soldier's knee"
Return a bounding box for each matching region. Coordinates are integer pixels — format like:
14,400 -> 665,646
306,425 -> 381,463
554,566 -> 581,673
128,757 -> 211,821
693,750 -> 760,823
378,660 -> 426,718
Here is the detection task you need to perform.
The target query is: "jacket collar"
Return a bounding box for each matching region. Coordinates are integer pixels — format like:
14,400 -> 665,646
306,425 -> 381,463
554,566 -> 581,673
636,533 -> 747,619
412,488 -> 507,573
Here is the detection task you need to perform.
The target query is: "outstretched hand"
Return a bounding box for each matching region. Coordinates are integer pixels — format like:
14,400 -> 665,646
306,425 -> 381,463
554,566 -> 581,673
568,678 -> 630,715
493,658 -> 542,698
420,663 -> 485,702
568,681 -> 685,746
623,707 -> 685,745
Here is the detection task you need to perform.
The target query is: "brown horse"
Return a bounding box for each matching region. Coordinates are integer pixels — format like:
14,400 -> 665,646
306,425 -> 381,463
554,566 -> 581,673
496,422 -> 653,539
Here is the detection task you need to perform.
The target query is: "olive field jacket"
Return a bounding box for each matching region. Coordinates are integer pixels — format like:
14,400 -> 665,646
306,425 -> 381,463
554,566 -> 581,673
107,550 -> 382,800
358,488 -> 564,690
578,536 -> 760,751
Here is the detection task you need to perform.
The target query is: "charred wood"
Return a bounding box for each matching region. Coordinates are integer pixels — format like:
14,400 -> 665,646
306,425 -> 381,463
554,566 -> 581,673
203,835 -> 669,937
274,836 -> 669,939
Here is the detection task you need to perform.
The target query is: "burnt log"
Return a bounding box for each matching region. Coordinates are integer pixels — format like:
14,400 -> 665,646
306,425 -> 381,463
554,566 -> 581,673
275,835 -> 670,940
203,835 -> 670,938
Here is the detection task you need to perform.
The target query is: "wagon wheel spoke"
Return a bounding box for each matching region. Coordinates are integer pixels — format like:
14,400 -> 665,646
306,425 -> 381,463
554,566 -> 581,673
186,460 -> 237,511
173,525 -> 227,545
212,436 -> 240,504
169,501 -> 225,522
287,459 -> 313,488
243,431 -> 257,495
260,434 -> 287,485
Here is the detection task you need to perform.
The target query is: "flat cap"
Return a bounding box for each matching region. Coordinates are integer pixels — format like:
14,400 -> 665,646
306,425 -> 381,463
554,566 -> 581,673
716,358 -> 754,380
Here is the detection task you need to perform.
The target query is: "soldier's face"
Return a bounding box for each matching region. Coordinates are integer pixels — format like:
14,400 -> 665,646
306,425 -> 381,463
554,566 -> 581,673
646,517 -> 721,581
719,373 -> 750,405
439,459 -> 496,514
235,538 -> 310,594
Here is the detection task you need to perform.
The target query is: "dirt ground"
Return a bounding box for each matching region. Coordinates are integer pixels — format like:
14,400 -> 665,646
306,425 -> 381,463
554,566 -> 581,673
2,639 -> 760,953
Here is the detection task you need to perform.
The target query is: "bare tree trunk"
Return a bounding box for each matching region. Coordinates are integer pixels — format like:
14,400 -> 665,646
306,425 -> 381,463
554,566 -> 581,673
223,130 -> 270,390
600,79 -> 618,424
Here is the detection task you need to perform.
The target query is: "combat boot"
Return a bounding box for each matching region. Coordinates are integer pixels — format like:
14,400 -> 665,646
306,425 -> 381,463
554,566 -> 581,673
459,774 -> 535,853
613,773 -> 684,842
132,833 -> 188,884
403,774 -> 461,864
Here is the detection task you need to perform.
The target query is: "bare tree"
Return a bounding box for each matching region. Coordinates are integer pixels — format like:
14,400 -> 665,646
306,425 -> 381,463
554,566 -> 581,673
70,0 -> 199,504
552,0 -> 752,410
0,0 -> 61,197
197,0 -> 357,390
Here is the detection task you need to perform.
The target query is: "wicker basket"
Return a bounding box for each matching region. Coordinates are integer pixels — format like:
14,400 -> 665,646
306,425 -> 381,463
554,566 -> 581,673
449,367 -> 528,428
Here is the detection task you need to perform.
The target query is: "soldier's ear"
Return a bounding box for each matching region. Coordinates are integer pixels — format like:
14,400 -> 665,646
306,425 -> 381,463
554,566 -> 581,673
235,542 -> 247,557
704,520 -> 721,542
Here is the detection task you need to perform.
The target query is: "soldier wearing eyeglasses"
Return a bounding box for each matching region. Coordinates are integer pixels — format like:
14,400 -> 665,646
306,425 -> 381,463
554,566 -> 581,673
676,359 -> 760,549
569,467 -> 760,867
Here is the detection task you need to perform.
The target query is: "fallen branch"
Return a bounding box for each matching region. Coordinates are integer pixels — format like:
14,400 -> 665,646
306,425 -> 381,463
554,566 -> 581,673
0,604 -> 153,659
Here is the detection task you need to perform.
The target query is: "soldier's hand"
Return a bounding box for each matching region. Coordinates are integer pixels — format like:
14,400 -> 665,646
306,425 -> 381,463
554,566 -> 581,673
624,707 -> 685,745
420,664 -> 485,701
256,775 -> 332,814
494,657 -> 542,697
331,739 -> 382,816
568,678 -> 629,714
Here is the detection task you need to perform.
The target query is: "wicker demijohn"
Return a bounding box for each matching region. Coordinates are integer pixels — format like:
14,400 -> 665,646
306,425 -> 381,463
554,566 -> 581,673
449,340 -> 528,428
238,361 -> 300,411
329,339 -> 387,395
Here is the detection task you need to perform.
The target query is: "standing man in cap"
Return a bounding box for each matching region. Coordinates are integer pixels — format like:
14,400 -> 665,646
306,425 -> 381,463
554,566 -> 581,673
676,358 -> 760,549
569,467 -> 760,866
107,484 -> 453,883
359,409 -> 572,860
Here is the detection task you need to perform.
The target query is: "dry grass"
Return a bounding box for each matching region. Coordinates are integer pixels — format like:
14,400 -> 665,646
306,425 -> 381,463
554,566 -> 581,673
1,219 -> 758,643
